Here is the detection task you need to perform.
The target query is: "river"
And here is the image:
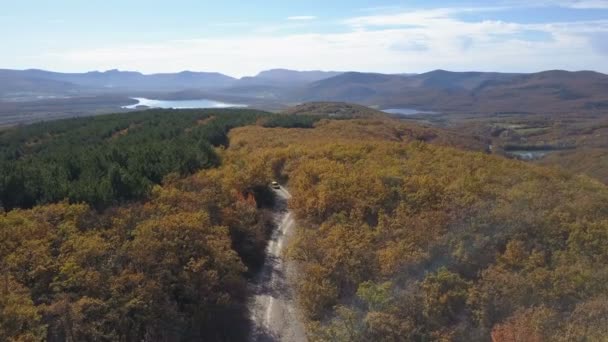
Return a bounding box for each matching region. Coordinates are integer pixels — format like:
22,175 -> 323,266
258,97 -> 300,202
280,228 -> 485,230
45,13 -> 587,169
383,108 -> 438,115
122,97 -> 247,109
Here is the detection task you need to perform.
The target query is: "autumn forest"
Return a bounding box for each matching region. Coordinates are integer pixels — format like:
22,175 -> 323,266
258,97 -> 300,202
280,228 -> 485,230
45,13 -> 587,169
2,107 -> 608,341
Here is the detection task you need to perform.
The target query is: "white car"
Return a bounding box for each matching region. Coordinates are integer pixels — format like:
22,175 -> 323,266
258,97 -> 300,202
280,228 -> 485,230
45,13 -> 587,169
271,181 -> 280,189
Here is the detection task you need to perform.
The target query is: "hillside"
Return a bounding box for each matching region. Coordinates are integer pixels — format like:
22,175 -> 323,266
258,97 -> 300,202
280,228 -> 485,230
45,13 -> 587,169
227,118 -> 608,341
472,70 -> 608,113
0,71 -> 82,97
407,70 -> 521,90
300,72 -> 410,103
445,111 -> 608,185
282,102 -> 387,118
301,70 -> 608,114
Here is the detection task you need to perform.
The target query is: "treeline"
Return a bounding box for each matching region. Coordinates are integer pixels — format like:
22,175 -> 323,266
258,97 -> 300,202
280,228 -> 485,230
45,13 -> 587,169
260,114 -> 322,128
0,109 -> 339,211
0,108 -> 269,210
226,119 -> 608,341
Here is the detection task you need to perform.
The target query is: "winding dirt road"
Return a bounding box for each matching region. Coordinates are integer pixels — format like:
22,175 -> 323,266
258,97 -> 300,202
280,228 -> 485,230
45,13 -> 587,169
249,187 -> 307,342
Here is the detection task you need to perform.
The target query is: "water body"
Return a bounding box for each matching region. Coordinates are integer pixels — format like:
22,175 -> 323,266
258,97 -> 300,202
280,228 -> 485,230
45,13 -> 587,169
506,150 -> 554,160
122,97 -> 247,109
383,108 -> 438,115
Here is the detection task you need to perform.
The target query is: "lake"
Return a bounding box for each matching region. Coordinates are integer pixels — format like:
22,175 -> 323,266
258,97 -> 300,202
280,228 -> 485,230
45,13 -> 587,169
506,150 -> 553,160
383,108 -> 438,115
122,97 -> 247,109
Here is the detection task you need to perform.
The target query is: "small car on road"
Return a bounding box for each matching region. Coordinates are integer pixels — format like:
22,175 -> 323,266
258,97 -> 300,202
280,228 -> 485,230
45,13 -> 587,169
271,181 -> 280,189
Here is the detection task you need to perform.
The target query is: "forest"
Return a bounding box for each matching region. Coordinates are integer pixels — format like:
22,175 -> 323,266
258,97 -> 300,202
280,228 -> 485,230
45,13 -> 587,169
2,109 -> 608,341
229,119 -> 608,341
0,109 -> 323,210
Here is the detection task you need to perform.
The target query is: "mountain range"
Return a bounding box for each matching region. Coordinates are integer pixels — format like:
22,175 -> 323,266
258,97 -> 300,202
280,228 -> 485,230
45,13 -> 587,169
0,68 -> 340,95
299,69 -> 608,114
2,68 -> 608,116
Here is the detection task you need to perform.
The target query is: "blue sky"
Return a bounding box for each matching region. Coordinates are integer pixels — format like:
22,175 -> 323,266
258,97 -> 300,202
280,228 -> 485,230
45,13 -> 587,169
2,0 -> 608,76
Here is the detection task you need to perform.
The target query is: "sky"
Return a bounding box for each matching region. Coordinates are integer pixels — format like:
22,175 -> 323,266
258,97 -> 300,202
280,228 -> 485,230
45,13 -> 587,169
1,0 -> 608,77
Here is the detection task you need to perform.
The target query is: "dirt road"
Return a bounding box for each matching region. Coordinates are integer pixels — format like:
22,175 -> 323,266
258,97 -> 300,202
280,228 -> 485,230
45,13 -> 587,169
249,187 -> 307,342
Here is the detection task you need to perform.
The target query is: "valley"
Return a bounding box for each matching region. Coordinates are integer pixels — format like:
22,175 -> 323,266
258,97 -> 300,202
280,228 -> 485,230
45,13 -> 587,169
4,1 -> 608,341
3,68 -> 608,128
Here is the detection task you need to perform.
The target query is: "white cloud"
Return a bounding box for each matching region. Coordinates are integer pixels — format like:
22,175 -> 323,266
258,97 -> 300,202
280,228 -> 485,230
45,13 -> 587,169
33,7 -> 608,76
557,0 -> 608,8
286,16 -> 317,21
503,0 -> 608,9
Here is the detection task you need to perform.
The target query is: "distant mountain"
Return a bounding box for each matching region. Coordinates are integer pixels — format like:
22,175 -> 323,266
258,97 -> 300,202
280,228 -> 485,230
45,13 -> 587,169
238,69 -> 342,86
212,69 -> 344,100
300,70 -> 608,114
0,70 -> 82,97
469,70 -> 608,113
406,70 -> 521,90
0,78 -> 72,97
0,69 -> 237,96
3,67 -> 608,115
300,72 -> 410,103
0,68 -> 344,100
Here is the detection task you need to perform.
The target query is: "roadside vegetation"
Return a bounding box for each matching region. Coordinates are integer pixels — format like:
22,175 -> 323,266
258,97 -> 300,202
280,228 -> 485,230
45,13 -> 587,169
228,118 -> 608,341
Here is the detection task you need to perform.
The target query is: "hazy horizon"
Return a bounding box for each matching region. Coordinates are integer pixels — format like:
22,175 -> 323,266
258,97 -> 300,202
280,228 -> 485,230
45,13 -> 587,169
2,0 -> 608,77
4,66 -> 608,79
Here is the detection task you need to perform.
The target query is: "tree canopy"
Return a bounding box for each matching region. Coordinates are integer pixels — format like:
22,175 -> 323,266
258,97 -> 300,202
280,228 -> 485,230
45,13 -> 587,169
2,111 -> 608,341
